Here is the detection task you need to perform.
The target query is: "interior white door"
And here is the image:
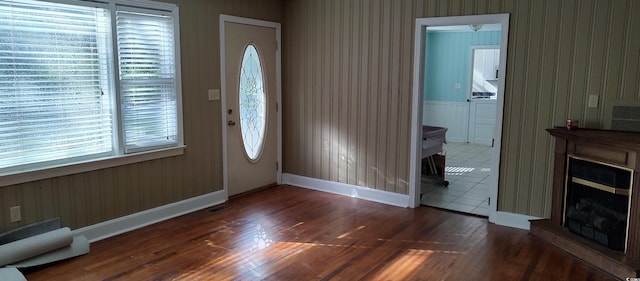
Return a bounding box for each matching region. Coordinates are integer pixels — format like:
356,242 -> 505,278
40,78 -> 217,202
468,47 -> 499,146
223,21 -> 278,196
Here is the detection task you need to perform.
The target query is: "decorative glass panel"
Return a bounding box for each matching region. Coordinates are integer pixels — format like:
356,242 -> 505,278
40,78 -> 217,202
239,44 -> 266,160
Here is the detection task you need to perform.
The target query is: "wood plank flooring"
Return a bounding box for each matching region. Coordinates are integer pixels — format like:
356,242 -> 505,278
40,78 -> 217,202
24,185 -> 616,280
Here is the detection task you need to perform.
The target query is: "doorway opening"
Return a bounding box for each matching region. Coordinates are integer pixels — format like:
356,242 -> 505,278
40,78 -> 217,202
409,14 -> 510,224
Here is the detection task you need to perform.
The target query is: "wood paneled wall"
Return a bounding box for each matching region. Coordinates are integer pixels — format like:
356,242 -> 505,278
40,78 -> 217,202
0,0 -> 283,232
283,0 -> 640,218
3,0 -> 639,232
283,0 -> 414,195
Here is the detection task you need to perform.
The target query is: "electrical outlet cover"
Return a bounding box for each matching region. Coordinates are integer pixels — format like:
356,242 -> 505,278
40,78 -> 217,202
10,206 -> 21,222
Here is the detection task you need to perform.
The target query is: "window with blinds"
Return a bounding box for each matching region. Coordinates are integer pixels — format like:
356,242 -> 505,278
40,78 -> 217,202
116,9 -> 177,152
0,0 -> 182,174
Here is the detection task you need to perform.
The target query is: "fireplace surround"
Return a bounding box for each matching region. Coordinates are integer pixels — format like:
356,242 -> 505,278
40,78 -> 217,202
530,128 -> 640,279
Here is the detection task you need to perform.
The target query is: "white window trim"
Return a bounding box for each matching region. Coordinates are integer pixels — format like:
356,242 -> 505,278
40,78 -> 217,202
0,0 -> 184,187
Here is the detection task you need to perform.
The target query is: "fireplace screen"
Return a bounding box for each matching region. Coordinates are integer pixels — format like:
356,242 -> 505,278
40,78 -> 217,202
564,156 -> 632,251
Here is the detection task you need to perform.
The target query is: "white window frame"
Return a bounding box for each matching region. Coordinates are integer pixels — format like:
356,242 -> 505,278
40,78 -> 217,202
0,0 -> 184,187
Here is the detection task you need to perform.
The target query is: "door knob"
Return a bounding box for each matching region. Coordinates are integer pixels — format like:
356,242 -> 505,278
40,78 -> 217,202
228,120 -> 236,126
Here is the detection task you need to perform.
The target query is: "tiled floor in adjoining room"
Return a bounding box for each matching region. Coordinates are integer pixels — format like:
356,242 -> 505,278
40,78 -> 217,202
420,142 -> 492,216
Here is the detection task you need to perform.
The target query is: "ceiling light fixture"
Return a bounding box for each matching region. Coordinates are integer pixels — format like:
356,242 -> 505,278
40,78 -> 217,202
469,24 -> 483,32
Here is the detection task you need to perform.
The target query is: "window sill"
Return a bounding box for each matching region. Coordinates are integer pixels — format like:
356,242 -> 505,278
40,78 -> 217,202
0,145 -> 186,188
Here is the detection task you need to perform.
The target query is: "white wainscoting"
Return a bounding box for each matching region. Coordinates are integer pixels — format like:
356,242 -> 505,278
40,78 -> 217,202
423,101 -> 468,143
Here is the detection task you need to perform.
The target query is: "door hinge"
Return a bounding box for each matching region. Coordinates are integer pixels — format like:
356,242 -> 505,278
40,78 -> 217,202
492,138 -> 495,148
488,197 -> 490,206
276,102 -> 279,112
276,162 -> 279,170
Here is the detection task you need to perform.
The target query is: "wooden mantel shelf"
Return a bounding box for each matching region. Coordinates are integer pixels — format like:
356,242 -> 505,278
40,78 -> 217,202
547,128 -> 640,151
547,128 -> 640,170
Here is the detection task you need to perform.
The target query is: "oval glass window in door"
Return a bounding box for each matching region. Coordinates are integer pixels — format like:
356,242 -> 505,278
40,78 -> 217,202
239,44 -> 266,161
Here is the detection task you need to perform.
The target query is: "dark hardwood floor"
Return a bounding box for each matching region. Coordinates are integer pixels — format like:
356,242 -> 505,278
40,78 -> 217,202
25,185 -> 616,280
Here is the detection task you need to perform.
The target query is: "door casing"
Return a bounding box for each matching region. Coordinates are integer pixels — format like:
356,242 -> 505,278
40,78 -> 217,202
219,15 -> 282,199
410,14 -> 510,225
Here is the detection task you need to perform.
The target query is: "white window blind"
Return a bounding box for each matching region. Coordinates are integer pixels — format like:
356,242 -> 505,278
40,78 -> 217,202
0,0 -> 113,170
0,0 -> 182,175
117,10 -> 177,152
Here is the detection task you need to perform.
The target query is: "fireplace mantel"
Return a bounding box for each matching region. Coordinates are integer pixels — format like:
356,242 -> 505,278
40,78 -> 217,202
548,128 -> 640,154
530,128 -> 640,279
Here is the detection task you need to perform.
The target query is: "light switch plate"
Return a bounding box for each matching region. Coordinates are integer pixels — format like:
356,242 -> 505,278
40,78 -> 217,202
208,89 -> 221,101
588,95 -> 598,108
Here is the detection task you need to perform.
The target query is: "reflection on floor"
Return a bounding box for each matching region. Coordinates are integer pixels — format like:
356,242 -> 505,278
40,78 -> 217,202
420,142 -> 492,216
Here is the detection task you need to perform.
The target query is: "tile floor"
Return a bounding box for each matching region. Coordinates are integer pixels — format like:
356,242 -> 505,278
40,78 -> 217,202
420,142 -> 492,216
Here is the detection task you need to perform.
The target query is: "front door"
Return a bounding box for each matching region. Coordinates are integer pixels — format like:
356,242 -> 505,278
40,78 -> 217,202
221,17 -> 279,196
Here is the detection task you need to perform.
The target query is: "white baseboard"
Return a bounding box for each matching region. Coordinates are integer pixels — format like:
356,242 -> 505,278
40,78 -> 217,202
73,190 -> 227,243
283,174 -> 541,231
68,180 -> 536,244
490,211 -> 541,230
282,173 -> 409,208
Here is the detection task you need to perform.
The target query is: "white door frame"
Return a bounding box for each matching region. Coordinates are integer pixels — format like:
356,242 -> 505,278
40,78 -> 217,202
219,15 -> 282,199
409,14 -> 509,224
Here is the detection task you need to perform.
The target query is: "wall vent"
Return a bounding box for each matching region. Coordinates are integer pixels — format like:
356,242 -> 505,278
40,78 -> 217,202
611,106 -> 640,132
